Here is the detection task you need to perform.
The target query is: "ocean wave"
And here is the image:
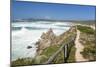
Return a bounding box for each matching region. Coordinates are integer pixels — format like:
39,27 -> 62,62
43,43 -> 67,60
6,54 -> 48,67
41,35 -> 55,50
12,21 -> 71,60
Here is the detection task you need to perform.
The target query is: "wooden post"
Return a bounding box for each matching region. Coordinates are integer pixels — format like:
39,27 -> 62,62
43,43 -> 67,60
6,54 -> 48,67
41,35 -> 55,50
64,44 -> 68,63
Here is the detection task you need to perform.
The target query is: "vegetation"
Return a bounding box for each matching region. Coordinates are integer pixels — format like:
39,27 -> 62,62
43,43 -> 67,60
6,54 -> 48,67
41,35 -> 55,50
67,46 -> 76,63
37,45 -> 61,64
40,42 -> 76,64
77,25 -> 95,34
42,45 -> 64,64
81,44 -> 96,61
74,20 -> 96,25
77,25 -> 96,61
11,58 -> 35,67
38,27 -> 76,64
42,45 -> 61,58
40,32 -> 76,63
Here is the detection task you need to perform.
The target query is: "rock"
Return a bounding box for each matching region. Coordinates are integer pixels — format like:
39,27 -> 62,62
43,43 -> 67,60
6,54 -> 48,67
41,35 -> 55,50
35,27 -> 76,55
35,28 -> 57,51
27,46 -> 32,49
35,41 -> 40,45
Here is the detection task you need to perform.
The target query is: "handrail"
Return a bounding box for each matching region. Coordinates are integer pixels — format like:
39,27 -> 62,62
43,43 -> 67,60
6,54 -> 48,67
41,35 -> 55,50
44,35 -> 76,64
44,43 -> 65,64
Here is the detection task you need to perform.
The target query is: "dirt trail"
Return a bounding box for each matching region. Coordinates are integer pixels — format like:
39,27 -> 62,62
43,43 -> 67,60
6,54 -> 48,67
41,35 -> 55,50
75,30 -> 88,62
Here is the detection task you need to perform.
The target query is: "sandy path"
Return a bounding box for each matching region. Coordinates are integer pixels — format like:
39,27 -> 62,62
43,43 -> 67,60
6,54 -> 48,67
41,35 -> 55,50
75,30 -> 88,62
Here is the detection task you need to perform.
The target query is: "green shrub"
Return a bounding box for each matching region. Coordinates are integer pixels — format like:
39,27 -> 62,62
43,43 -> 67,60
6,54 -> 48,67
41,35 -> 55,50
77,25 -> 95,34
81,44 -> 96,61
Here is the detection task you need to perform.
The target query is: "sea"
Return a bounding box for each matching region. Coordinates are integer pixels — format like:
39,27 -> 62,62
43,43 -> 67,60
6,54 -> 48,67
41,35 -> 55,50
11,21 -> 71,61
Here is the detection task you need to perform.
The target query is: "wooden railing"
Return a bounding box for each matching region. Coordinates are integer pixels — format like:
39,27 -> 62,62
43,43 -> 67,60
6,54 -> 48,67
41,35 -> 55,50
44,35 -> 76,64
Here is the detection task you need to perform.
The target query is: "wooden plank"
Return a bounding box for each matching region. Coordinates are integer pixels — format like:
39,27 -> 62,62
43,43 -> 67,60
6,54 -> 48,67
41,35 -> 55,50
64,44 -> 68,63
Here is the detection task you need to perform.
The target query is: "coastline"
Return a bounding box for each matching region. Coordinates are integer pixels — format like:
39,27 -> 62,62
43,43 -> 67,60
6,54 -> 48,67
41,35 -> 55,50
11,24 -> 96,66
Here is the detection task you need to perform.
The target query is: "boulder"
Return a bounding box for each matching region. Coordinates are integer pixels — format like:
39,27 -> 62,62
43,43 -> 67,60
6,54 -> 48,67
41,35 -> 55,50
27,46 -> 32,49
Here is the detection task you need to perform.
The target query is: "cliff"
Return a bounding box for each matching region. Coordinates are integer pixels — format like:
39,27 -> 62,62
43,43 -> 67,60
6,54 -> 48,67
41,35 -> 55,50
35,28 -> 56,49
35,27 -> 76,55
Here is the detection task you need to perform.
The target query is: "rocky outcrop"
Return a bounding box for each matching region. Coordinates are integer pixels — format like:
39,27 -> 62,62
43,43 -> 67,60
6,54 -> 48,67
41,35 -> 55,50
35,28 -> 57,53
35,27 -> 76,55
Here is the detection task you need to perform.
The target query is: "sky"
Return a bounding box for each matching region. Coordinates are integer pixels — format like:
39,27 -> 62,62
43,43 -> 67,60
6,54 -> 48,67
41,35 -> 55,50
11,0 -> 96,21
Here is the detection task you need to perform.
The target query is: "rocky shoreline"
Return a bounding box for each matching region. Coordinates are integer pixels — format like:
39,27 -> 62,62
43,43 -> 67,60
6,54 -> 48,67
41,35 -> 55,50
11,26 -> 77,66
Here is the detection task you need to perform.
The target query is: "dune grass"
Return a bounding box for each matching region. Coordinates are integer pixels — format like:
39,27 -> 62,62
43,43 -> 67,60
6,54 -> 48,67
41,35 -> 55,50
77,25 -> 95,34
77,25 -> 96,61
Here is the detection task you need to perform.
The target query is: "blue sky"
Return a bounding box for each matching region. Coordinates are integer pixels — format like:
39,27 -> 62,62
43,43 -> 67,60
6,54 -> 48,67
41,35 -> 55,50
11,1 -> 96,20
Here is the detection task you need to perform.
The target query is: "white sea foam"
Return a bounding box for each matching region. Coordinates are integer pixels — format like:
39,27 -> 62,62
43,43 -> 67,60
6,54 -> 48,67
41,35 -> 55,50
12,21 -> 71,61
